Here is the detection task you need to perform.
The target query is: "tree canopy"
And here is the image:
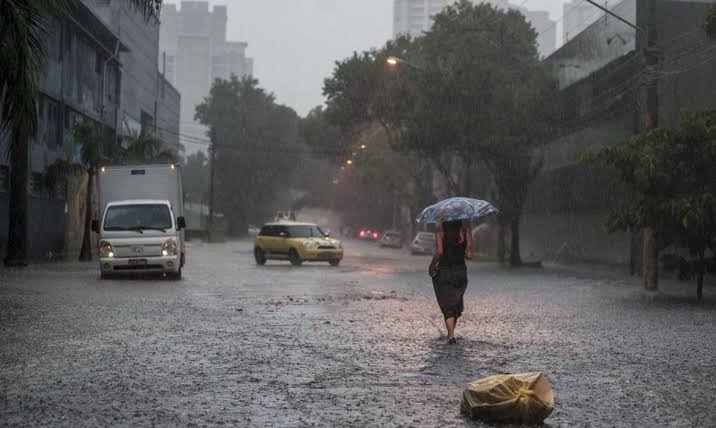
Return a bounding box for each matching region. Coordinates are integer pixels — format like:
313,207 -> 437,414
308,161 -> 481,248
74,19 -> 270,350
587,111 -> 716,300
195,76 -> 304,235
321,1 -> 558,264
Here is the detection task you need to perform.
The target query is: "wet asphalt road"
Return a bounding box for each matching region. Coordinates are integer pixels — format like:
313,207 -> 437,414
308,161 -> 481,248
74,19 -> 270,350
1,239 -> 715,427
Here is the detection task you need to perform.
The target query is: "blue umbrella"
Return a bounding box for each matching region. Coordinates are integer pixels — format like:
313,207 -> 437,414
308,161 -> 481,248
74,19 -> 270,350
416,197 -> 498,224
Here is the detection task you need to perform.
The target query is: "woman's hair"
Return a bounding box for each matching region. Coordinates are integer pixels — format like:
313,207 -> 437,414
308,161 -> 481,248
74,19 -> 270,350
442,220 -> 463,241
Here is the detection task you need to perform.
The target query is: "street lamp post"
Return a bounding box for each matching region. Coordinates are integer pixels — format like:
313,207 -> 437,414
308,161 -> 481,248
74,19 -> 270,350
386,56 -> 423,70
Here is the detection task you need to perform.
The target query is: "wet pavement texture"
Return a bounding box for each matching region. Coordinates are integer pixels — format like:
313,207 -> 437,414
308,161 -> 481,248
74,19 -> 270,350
1,239 -> 715,427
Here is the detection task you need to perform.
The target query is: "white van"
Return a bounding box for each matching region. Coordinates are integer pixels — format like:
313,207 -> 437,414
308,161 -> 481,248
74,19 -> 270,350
92,164 -> 185,279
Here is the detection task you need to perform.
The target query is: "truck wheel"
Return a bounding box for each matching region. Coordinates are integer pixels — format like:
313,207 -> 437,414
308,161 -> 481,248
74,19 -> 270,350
329,259 -> 341,266
168,269 -> 182,280
254,247 -> 267,265
289,249 -> 303,266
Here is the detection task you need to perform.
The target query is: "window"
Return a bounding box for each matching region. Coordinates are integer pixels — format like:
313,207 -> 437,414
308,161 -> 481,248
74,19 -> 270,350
286,225 -> 325,238
30,173 -> 45,196
140,110 -> 154,133
0,166 -> 8,192
103,204 -> 173,231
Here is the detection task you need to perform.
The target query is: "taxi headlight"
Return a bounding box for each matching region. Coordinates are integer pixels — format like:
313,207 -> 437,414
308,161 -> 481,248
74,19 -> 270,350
162,238 -> 178,256
99,240 -> 114,258
303,240 -> 318,249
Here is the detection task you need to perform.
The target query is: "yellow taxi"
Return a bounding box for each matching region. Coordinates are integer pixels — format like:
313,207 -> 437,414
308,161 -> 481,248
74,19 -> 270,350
254,222 -> 343,266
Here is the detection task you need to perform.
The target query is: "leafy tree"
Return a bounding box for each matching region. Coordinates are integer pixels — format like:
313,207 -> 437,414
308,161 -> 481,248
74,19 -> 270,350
0,0 -> 163,266
705,4 -> 716,38
182,151 -> 209,204
587,111 -> 716,300
322,1 -> 557,265
195,76 -> 304,235
300,106 -> 344,164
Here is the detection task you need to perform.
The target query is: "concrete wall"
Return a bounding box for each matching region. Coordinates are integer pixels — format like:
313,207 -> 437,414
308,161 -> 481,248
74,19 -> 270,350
157,74 -> 181,150
657,1 -> 716,127
523,0 -> 715,266
0,195 -> 66,260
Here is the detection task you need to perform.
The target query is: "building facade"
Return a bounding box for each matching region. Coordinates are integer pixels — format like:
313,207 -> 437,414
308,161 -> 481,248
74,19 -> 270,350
392,0 -> 556,57
392,0 -> 451,37
523,10 -> 557,57
0,1 -> 182,260
159,2 -> 254,154
1,2 -> 123,259
87,0 -> 182,150
522,0 -> 716,266
562,0 -> 602,43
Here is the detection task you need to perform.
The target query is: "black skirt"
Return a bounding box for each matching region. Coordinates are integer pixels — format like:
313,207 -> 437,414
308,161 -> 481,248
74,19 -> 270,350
432,264 -> 468,320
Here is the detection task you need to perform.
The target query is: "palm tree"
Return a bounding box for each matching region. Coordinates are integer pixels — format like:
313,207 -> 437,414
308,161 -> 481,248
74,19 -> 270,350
120,129 -> 178,164
0,0 -> 163,266
71,122 -> 176,262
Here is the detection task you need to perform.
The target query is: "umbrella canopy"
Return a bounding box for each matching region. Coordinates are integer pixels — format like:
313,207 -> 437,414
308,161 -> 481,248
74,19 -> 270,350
416,197 -> 497,224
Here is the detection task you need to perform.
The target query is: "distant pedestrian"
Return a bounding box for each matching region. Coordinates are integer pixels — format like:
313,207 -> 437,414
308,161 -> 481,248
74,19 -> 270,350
428,219 -> 473,344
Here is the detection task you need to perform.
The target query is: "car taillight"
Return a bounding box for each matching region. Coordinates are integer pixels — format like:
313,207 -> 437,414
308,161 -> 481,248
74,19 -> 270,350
359,230 -> 365,237
373,232 -> 378,239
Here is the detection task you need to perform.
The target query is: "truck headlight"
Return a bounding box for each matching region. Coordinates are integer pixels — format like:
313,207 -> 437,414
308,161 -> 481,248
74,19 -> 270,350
335,240 -> 342,249
99,240 -> 114,258
162,238 -> 178,256
302,240 -> 318,249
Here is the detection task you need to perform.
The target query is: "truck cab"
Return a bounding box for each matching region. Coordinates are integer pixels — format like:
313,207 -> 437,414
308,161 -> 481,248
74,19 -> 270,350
93,200 -> 185,279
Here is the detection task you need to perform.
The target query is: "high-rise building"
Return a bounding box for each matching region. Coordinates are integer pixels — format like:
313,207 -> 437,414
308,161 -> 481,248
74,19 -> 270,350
392,0 -> 450,37
159,2 -> 253,153
393,1 -> 555,57
563,0 -> 601,43
523,10 -> 556,57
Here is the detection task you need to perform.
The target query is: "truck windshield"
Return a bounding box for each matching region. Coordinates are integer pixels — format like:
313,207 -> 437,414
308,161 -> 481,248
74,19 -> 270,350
104,204 -> 172,232
288,225 -> 325,238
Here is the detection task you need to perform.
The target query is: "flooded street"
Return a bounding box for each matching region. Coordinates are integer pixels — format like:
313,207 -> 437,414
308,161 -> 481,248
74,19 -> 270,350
1,240 -> 715,427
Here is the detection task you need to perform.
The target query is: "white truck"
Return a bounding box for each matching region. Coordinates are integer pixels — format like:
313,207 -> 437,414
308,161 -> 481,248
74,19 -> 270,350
92,164 -> 186,279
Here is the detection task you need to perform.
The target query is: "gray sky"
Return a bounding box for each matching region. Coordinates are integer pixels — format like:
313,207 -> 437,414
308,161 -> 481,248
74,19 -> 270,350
210,1 -> 571,116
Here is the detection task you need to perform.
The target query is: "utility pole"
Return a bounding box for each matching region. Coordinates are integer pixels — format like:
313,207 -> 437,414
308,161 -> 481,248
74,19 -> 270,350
638,0 -> 660,290
208,127 -> 216,240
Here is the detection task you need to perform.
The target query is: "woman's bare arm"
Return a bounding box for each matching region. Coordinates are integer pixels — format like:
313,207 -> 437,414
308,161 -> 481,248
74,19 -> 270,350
464,227 -> 473,260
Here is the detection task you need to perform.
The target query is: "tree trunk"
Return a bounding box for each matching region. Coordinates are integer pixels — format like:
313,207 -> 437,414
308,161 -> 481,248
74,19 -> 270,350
696,251 -> 705,302
79,170 -> 94,261
642,227 -> 658,290
509,215 -> 522,266
629,228 -> 640,276
4,133 -> 29,267
497,221 -> 506,264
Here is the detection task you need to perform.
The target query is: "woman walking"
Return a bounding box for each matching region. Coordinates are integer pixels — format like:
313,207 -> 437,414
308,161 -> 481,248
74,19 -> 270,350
429,219 -> 473,344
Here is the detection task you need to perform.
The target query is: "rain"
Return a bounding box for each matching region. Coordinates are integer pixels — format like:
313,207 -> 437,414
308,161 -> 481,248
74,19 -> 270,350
1,0 -> 715,426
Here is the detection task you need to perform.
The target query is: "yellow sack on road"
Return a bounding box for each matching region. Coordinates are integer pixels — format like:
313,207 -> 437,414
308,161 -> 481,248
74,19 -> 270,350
460,372 -> 554,424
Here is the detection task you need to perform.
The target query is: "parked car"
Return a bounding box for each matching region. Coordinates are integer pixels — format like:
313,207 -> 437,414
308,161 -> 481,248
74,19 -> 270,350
379,230 -> 404,248
254,222 -> 343,266
357,227 -> 380,241
410,232 -> 435,255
